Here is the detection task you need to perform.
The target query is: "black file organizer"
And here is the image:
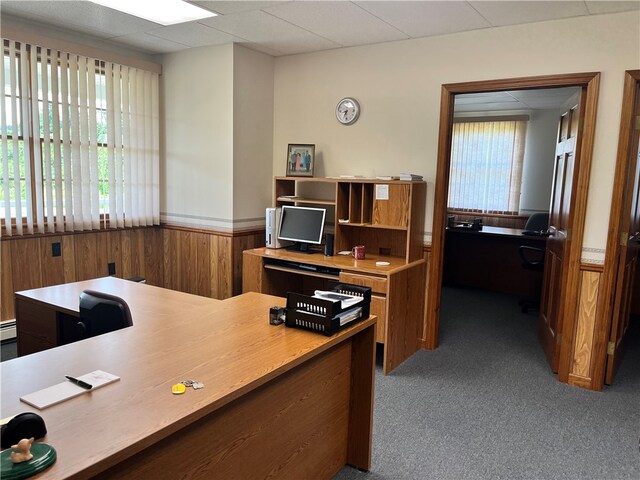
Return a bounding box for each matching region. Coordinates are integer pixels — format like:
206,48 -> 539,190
285,284 -> 371,336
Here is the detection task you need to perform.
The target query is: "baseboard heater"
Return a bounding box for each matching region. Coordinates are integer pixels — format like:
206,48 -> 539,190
1,320 -> 17,342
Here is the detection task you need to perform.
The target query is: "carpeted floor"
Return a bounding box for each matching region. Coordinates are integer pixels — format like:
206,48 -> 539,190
334,287 -> 640,480
0,340 -> 17,362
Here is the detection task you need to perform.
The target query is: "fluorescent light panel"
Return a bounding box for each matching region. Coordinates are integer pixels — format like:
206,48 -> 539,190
90,0 -> 218,26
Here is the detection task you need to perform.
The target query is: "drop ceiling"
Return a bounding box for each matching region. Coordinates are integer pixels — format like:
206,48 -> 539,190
455,87 -> 582,112
1,1 -> 638,57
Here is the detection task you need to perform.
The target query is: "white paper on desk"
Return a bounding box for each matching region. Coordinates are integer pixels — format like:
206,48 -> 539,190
20,370 -> 120,410
313,290 -> 363,309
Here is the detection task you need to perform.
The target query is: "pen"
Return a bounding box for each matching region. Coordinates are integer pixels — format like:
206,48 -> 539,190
65,375 -> 93,390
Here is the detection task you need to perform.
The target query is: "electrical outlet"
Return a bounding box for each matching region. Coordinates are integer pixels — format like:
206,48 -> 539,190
52,242 -> 61,257
108,262 -> 116,275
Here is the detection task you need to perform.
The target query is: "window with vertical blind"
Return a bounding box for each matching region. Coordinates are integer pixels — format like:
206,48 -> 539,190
448,118 -> 527,215
0,38 -> 159,236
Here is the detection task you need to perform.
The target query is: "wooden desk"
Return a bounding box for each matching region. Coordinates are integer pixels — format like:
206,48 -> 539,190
444,226 -> 547,296
2,282 -> 376,479
243,247 -> 425,375
14,277 -> 219,356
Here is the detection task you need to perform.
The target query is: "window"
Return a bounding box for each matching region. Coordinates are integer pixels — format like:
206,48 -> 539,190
448,119 -> 527,215
0,38 -> 159,236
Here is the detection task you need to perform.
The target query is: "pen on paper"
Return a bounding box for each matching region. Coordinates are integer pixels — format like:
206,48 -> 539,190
65,375 -> 93,390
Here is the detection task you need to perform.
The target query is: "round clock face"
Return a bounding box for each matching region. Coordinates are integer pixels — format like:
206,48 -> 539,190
336,97 -> 360,125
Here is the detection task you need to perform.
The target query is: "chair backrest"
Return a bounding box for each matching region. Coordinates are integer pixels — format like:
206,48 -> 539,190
525,212 -> 549,231
78,290 -> 133,339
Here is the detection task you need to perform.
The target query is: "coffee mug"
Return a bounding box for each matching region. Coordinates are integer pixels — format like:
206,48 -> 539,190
351,245 -> 365,260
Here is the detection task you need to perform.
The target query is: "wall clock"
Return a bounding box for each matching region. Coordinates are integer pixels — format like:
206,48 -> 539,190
336,97 -> 360,125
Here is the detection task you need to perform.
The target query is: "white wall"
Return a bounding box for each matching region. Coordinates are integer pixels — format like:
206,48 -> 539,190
272,11 -> 640,262
161,44 -> 234,230
520,108 -> 566,214
232,45 -> 274,229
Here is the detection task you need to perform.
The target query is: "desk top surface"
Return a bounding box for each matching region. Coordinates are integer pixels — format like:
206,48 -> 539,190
14,276 -> 219,317
2,285 -> 375,479
246,247 -> 423,275
446,225 -> 547,240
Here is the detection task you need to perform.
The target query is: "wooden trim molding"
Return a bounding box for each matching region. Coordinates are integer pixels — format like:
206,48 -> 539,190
427,73 -> 601,386
590,70 -> 640,391
161,222 -> 265,238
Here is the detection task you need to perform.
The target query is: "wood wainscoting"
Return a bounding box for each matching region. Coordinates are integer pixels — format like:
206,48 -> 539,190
1,227 -> 164,321
161,225 -> 264,299
1,225 -> 265,323
567,262 -> 606,389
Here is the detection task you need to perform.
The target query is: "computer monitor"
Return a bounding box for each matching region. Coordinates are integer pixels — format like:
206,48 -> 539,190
278,205 -> 326,253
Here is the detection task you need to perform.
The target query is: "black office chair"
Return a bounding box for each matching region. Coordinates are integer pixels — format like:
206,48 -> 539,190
77,290 -> 133,339
523,212 -> 549,235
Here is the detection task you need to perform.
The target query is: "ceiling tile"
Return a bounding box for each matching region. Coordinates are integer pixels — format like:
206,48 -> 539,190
469,1 -> 589,26
356,1 -> 491,38
147,22 -> 243,47
199,9 -> 340,55
109,32 -> 190,54
188,1 -> 290,15
262,1 -> 408,47
585,1 -> 640,14
0,1 -> 160,38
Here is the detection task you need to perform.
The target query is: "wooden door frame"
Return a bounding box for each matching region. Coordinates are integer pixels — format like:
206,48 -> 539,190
425,72 -> 600,385
592,70 -> 640,390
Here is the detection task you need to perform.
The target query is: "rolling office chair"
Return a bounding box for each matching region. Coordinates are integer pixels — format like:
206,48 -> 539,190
522,212 -> 549,235
77,290 -> 133,339
518,213 -> 549,313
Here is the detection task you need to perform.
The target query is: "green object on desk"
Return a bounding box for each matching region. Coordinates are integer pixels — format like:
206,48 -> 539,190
0,443 -> 57,479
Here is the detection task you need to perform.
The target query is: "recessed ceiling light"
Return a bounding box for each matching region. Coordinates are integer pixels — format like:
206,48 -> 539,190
89,0 -> 218,26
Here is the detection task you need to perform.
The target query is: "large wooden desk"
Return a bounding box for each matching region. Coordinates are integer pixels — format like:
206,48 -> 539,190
14,276 -> 219,356
243,247 -> 425,375
444,226 -> 547,296
3,279 -> 376,479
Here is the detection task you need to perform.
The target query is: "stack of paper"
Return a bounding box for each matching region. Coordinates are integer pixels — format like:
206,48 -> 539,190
399,173 -> 424,181
20,370 -> 120,410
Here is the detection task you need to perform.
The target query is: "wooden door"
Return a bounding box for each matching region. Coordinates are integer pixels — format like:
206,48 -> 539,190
539,99 -> 582,372
605,80 -> 640,384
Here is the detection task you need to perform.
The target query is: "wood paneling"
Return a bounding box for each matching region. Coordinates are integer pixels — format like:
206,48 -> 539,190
1,227 -> 164,321
571,269 -> 601,378
161,226 -> 264,300
1,241 -> 14,320
211,235 -> 232,299
232,232 -> 265,296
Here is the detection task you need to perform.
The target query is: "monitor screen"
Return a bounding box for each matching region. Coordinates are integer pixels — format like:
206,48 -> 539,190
278,206 -> 326,246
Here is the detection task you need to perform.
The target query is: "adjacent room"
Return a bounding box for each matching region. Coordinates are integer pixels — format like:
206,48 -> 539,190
1,1 -> 639,478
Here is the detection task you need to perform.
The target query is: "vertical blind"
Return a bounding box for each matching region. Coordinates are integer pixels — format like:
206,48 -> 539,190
0,38 -> 159,236
448,119 -> 527,215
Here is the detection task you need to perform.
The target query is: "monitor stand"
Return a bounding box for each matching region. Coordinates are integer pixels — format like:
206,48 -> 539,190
286,242 -> 315,254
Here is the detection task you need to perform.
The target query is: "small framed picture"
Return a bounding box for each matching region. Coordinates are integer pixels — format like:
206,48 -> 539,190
286,144 -> 315,177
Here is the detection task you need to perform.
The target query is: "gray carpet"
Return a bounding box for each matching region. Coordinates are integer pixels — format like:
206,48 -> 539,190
334,287 -> 640,480
0,340 -> 17,362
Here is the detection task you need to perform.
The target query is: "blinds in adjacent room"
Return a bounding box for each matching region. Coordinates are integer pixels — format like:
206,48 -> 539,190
448,119 -> 527,215
0,38 -> 159,236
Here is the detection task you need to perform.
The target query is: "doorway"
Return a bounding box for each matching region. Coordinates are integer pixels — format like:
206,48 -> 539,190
595,70 -> 640,389
425,73 -> 600,385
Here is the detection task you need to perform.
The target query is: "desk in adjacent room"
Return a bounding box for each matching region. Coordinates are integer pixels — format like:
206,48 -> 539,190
4,279 -> 376,479
444,226 -> 548,296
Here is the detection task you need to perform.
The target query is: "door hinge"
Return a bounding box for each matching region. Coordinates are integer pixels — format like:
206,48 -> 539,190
635,115 -> 640,131
621,232 -> 628,247
607,341 -> 615,356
